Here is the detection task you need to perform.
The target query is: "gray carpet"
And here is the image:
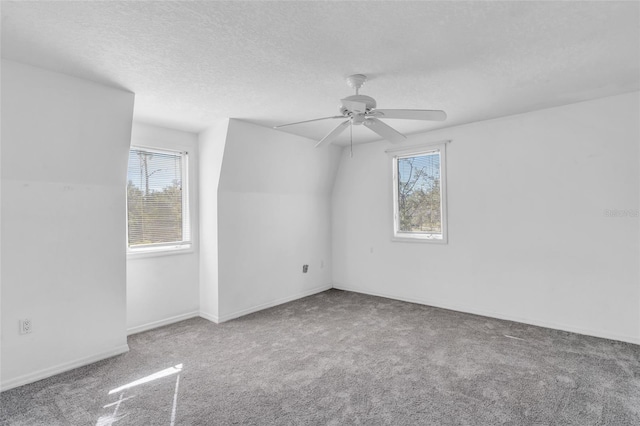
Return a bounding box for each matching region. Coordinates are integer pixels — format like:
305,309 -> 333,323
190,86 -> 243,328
1,289 -> 639,425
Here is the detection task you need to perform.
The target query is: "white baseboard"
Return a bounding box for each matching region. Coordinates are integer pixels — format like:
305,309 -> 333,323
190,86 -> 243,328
1,344 -> 130,392
127,311 -> 200,335
199,310 -> 220,324
217,283 -> 333,323
333,283 -> 640,346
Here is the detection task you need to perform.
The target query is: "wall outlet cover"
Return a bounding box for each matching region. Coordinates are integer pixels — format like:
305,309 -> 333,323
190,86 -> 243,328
19,319 -> 33,334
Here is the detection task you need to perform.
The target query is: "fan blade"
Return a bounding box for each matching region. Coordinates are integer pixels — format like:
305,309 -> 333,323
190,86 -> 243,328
340,99 -> 367,113
373,109 -> 447,121
315,120 -> 350,148
364,118 -> 407,144
274,116 -> 345,129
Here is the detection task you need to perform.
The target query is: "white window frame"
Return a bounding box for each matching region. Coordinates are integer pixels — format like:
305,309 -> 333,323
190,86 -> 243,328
387,141 -> 449,244
126,145 -> 191,255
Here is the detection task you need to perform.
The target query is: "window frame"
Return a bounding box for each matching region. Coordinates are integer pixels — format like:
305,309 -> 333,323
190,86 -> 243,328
388,141 -> 449,244
126,145 -> 192,256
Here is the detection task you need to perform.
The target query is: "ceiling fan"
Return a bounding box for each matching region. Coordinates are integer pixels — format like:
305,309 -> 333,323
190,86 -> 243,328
274,74 -> 447,148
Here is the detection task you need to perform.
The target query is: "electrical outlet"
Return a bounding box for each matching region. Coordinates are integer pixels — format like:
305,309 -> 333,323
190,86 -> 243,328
19,319 -> 32,335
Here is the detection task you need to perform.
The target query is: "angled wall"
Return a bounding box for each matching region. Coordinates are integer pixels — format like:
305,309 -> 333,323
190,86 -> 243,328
198,119 -> 229,322
216,120 -> 340,321
1,60 -> 134,390
332,92 -> 640,344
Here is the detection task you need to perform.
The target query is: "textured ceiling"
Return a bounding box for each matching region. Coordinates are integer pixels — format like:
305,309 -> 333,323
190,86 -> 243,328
2,1 -> 639,144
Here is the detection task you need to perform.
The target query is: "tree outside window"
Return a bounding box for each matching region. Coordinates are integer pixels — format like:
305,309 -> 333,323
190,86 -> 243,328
392,143 -> 447,242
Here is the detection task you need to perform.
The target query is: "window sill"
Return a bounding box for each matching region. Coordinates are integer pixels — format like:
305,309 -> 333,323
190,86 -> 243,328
127,245 -> 194,260
391,236 -> 448,244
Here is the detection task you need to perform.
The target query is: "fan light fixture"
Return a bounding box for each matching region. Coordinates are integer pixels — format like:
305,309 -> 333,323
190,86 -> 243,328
274,74 -> 447,148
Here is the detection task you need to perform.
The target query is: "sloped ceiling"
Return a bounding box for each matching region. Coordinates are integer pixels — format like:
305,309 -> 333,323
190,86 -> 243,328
1,1 -> 638,144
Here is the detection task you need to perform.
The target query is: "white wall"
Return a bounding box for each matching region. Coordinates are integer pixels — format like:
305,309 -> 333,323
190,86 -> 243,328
1,60 -> 135,390
216,120 -> 340,321
332,92 -> 640,344
126,123 -> 200,334
198,120 -> 229,322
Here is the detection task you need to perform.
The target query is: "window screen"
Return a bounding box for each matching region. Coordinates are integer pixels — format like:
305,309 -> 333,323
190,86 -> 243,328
127,147 -> 190,249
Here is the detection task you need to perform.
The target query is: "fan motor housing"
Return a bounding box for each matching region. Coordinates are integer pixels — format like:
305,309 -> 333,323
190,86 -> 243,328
340,95 -> 377,116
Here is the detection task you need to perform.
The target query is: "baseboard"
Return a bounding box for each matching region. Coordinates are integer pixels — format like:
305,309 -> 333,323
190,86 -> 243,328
333,283 -> 640,346
217,283 -> 333,323
199,310 -> 220,324
127,311 -> 200,335
1,344 -> 130,392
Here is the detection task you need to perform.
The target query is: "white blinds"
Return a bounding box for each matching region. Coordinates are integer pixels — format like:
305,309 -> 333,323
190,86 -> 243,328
127,148 -> 190,248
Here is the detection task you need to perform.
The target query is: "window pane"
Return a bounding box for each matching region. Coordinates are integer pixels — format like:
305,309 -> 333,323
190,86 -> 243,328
397,152 -> 441,234
127,149 -> 184,247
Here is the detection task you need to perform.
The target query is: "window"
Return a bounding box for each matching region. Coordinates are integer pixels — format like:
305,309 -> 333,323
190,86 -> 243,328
390,142 -> 448,243
126,147 -> 190,252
